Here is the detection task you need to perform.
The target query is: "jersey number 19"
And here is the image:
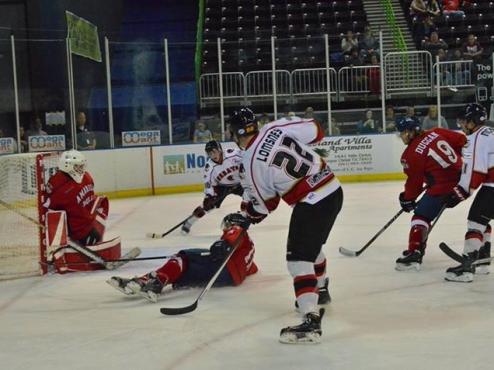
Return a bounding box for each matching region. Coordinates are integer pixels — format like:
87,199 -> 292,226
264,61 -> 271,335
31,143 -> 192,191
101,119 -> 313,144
427,140 -> 458,168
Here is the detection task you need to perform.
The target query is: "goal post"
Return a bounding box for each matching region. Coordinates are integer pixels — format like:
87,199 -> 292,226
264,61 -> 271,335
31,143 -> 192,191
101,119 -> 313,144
0,152 -> 60,279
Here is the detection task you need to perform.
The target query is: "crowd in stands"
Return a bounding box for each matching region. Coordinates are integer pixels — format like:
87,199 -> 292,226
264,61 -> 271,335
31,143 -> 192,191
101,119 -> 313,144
407,1 -> 487,86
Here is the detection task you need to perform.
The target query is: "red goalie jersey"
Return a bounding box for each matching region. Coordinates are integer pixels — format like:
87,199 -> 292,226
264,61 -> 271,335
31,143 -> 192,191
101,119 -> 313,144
44,170 -> 98,241
401,128 -> 466,200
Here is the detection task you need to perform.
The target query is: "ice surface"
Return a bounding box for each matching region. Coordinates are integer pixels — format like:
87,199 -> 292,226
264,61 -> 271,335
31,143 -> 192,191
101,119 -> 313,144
1,181 -> 493,370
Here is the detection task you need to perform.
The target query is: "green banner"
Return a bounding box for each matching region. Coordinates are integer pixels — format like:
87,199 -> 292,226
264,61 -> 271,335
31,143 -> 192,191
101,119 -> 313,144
66,11 -> 102,62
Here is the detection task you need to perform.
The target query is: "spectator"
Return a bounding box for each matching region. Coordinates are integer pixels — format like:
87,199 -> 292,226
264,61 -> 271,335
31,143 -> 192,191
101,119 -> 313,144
422,105 -> 448,129
25,117 -> 48,138
341,31 -> 359,55
358,110 -> 377,134
193,121 -> 213,143
428,0 -> 442,18
385,106 -> 397,131
345,47 -> 363,67
304,107 -> 315,119
410,0 -> 428,21
330,117 -> 341,136
462,34 -> 483,62
258,113 -> 270,129
367,54 -> 381,95
443,0 -> 465,17
423,32 -> 448,59
434,48 -> 453,85
359,26 -> 379,62
449,48 -> 471,85
406,106 -> 419,122
76,112 -> 97,150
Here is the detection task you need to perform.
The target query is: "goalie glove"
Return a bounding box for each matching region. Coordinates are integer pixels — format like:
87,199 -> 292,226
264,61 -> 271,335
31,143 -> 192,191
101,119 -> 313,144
399,192 -> 416,213
446,186 -> 469,208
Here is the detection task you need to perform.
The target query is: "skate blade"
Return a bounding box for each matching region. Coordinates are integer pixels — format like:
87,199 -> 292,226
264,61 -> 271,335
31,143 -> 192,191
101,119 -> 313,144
106,279 -> 134,295
444,272 -> 473,283
139,290 -> 159,303
395,263 -> 421,272
475,265 -> 490,275
279,332 -> 321,344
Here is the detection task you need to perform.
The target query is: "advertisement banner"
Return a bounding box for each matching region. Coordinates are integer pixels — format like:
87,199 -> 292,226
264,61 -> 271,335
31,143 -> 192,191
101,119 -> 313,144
313,134 -> 404,174
122,131 -> 161,147
28,135 -> 66,152
0,138 -> 16,155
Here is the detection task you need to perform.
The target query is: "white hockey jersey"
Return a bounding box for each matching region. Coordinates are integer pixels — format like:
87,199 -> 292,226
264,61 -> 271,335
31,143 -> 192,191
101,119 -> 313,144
459,126 -> 494,192
203,148 -> 243,197
240,118 -> 341,215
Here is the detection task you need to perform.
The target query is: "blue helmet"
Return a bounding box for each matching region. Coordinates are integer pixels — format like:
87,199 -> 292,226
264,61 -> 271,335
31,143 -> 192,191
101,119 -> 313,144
396,116 -> 421,132
460,103 -> 487,125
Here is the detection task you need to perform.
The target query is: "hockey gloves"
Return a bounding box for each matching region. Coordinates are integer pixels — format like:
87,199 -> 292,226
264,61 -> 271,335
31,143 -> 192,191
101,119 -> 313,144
210,240 -> 233,262
193,206 -> 206,218
244,202 -> 267,224
399,192 -> 416,213
445,186 -> 469,208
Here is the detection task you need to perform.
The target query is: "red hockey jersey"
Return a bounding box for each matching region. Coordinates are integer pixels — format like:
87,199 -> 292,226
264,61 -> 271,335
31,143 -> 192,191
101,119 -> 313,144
401,128 -> 466,200
44,171 -> 97,240
221,225 -> 258,285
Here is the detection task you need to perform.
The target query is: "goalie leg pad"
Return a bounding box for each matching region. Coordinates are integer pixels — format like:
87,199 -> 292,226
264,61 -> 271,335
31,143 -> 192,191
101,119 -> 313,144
53,237 -> 121,273
45,210 -> 68,249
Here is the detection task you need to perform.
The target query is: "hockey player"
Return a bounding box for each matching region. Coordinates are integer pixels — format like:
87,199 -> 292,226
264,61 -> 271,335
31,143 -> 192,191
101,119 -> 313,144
44,150 -> 122,273
229,107 -> 342,344
181,140 -> 244,234
395,116 -> 466,271
444,103 -> 493,282
107,213 -> 257,302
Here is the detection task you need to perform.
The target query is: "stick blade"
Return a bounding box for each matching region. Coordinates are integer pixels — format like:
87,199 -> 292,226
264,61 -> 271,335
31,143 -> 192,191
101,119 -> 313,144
160,301 -> 198,316
146,232 -> 163,239
338,246 -> 359,257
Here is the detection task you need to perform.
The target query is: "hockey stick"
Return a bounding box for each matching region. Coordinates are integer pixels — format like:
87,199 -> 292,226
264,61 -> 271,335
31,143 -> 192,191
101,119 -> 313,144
440,243 -> 493,266
0,198 -> 140,270
339,209 -> 405,257
146,216 -> 191,239
160,231 -> 245,315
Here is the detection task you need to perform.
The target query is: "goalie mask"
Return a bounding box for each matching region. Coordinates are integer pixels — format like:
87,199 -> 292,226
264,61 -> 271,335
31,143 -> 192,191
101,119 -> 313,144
59,150 -> 87,184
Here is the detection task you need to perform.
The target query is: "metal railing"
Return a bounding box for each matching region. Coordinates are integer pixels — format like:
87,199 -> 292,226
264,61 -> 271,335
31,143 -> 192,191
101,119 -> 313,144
199,72 -> 245,101
245,70 -> 291,98
432,60 -> 475,88
338,65 -> 381,94
384,51 -> 432,94
291,68 -> 338,97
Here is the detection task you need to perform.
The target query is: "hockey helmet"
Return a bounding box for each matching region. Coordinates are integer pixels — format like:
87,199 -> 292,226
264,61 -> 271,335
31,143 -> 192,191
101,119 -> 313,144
395,116 -> 421,133
229,107 -> 259,138
205,140 -> 222,154
221,212 -> 250,230
460,103 -> 487,125
58,150 -> 87,184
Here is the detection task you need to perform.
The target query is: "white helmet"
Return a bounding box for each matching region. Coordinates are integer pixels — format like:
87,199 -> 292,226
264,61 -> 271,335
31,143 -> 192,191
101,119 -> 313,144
58,150 -> 87,183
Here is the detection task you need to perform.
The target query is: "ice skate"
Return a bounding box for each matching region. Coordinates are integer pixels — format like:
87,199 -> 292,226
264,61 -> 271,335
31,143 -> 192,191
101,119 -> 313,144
445,251 -> 478,283
476,242 -> 491,275
280,308 -> 325,344
106,276 -> 142,295
139,277 -> 165,303
395,249 -> 423,271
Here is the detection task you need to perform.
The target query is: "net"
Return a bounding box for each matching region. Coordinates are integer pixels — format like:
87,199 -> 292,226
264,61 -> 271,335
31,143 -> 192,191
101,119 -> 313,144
0,152 -> 59,280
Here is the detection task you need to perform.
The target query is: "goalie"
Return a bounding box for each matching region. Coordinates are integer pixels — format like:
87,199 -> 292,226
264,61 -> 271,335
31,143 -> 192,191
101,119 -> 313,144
107,213 -> 257,302
43,150 -> 122,273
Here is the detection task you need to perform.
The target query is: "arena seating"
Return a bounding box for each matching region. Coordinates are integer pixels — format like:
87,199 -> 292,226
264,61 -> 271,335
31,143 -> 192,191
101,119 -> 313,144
201,0 -> 368,73
400,1 -> 494,50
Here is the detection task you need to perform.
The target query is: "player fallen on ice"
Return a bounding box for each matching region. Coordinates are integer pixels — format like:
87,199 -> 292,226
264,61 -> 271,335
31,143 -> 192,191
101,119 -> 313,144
107,213 -> 257,302
44,150 -> 123,273
443,103 -> 493,282
395,116 -> 466,271
229,107 -> 341,344
181,140 -> 245,234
